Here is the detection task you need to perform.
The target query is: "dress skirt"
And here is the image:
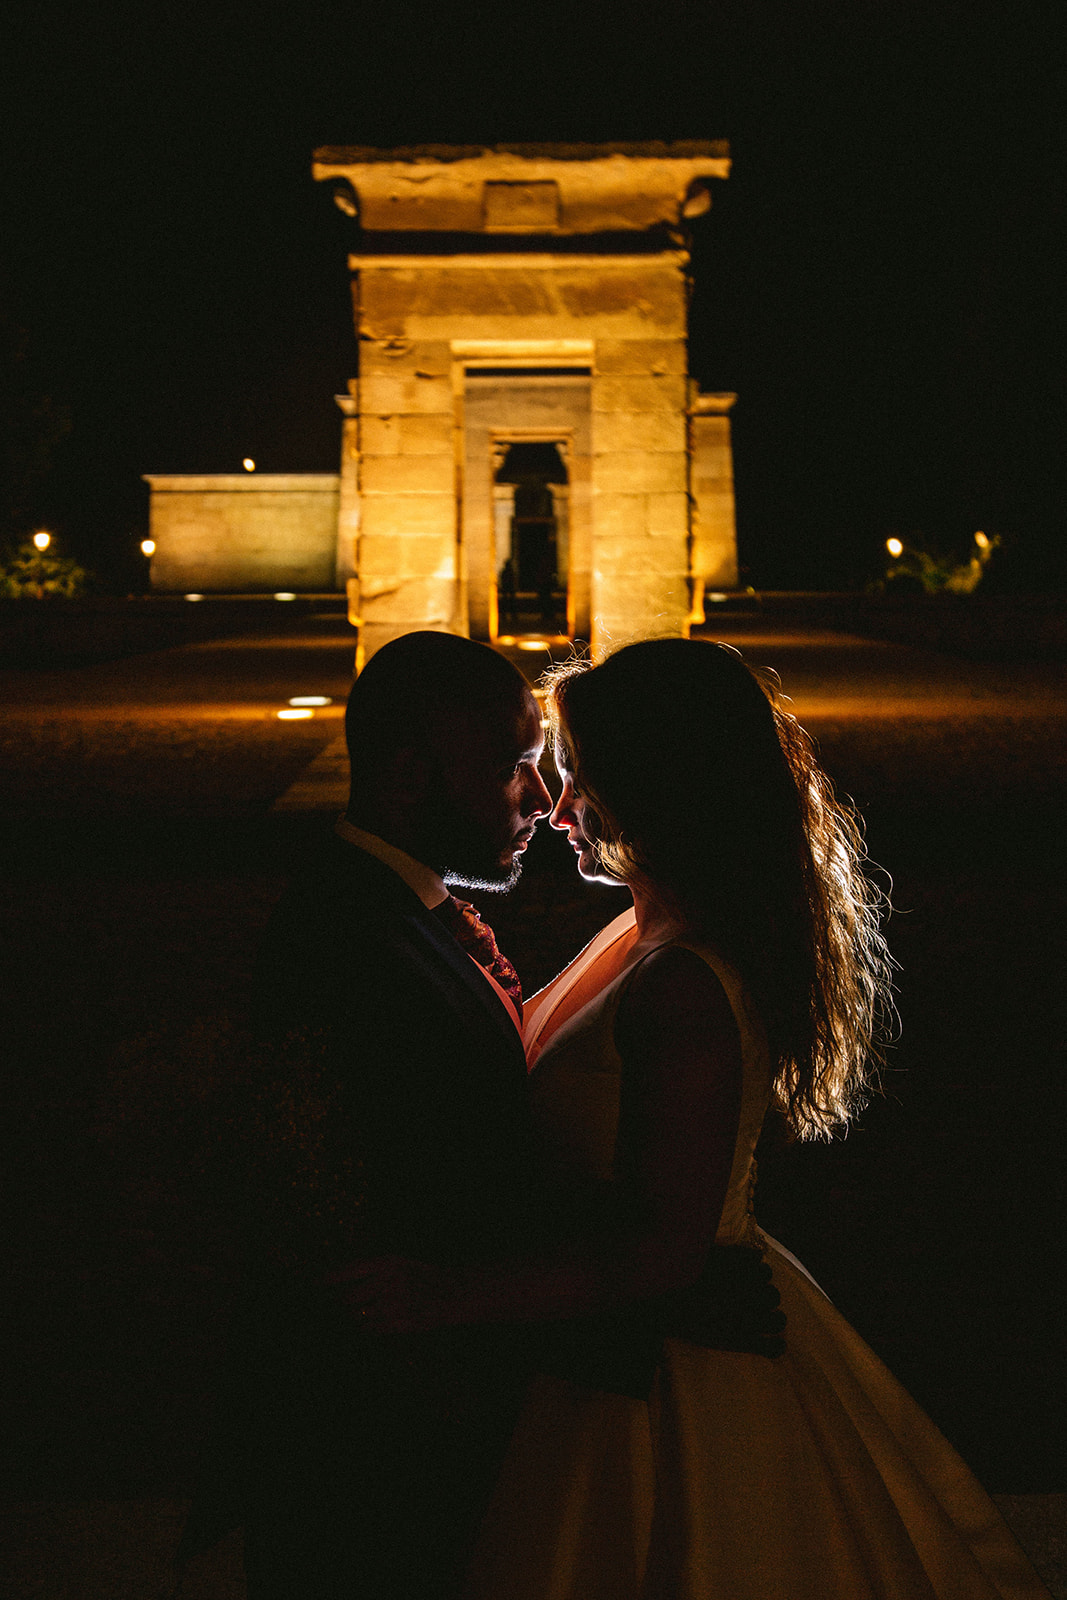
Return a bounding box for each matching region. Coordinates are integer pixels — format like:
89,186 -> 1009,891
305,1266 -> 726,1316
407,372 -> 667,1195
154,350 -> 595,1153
464,1238 -> 1049,1600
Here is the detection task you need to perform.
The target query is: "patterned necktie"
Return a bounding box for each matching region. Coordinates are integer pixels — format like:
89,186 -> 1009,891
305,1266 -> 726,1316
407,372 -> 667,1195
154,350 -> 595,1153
432,895 -> 523,1013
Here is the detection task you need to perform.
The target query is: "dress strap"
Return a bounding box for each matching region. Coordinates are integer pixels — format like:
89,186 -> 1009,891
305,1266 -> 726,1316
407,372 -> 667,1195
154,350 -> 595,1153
523,908 -> 638,1064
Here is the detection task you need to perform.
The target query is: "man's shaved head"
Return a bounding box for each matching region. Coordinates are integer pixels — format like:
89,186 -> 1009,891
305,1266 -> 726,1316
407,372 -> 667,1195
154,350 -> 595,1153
345,631 -> 530,798
344,632 -> 551,889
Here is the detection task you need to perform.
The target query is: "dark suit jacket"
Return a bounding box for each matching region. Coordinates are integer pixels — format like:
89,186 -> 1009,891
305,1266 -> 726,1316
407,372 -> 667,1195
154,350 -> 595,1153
184,835 -> 545,1592
251,834 -> 541,1264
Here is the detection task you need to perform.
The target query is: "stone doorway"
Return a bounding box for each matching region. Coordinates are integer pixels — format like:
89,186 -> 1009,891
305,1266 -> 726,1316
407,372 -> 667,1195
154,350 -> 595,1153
461,368 -> 591,644
493,440 -> 568,637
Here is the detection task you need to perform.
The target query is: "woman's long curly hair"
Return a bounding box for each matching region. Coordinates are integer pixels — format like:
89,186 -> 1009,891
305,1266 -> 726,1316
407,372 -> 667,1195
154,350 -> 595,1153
544,639 -> 893,1139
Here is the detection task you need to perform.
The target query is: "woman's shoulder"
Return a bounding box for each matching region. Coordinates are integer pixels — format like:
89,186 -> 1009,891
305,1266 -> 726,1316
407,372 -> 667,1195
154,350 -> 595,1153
616,935 -> 765,1064
617,943 -> 740,1044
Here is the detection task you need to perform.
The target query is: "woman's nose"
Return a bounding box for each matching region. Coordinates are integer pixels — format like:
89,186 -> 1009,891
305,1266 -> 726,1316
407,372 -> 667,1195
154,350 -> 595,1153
550,779 -> 575,830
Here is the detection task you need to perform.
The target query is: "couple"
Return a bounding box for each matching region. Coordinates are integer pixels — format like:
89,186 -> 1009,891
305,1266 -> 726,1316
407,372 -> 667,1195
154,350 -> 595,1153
184,631 -> 1047,1599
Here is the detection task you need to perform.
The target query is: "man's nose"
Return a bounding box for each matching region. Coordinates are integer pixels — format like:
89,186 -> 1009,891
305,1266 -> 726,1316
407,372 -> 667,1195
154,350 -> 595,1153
524,765 -> 553,817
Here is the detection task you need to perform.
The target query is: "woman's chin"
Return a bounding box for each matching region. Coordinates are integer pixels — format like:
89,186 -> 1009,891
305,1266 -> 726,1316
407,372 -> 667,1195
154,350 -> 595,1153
576,850 -> 622,889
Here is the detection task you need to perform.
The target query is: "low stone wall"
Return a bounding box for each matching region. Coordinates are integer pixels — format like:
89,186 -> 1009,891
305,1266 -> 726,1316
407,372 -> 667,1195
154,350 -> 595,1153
143,474 -> 341,593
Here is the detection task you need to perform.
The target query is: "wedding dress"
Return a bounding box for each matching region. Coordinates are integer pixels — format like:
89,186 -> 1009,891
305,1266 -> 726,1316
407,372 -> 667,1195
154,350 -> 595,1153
465,909 -> 1049,1599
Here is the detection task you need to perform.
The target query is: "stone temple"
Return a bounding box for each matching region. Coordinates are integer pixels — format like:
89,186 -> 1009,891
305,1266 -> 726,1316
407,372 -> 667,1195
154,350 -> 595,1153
145,143 -> 738,662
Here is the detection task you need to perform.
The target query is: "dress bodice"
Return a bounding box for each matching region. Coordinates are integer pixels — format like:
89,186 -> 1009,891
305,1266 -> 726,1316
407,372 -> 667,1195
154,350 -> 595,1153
523,909 -> 773,1247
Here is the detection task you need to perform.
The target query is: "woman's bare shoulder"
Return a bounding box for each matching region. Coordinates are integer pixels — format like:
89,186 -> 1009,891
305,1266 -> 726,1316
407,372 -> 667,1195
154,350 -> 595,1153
617,942 -> 741,1052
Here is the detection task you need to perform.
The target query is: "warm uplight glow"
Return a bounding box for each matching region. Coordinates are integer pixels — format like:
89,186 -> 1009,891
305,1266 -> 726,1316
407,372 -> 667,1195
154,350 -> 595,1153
886,538 -> 904,558
974,530 -> 990,549
140,539 -> 156,557
706,592 -> 729,603
242,458 -> 256,472
289,696 -> 332,707
33,531 -> 51,551
274,592 -> 296,601
277,707 -> 314,720
184,593 -> 204,601
518,638 -> 551,652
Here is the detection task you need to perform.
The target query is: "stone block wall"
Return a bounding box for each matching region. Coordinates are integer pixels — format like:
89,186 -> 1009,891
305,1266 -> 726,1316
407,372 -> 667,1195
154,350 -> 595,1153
348,322 -> 460,654
144,475 -> 340,593
689,396 -> 739,604
349,254 -> 701,658
589,314 -> 691,652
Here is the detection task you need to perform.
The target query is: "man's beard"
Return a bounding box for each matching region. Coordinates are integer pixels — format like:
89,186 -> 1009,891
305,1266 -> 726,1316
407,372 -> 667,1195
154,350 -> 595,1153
443,856 -> 523,894
417,790 -> 525,894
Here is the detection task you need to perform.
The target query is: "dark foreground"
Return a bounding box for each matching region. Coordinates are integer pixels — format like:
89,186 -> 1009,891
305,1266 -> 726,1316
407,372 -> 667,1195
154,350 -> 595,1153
1,614 -> 1064,1595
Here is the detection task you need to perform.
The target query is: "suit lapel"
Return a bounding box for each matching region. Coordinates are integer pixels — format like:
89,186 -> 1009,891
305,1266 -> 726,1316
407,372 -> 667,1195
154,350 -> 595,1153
402,909 -> 528,1072
330,836 -> 527,1073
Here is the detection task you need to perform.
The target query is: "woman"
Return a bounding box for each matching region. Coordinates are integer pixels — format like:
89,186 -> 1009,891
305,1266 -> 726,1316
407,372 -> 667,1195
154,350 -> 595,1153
352,639 -> 1048,1599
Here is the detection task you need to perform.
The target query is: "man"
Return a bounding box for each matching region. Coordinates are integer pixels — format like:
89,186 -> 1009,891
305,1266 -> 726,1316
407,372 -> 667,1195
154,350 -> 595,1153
181,631 -> 780,1599
179,633 -> 551,1598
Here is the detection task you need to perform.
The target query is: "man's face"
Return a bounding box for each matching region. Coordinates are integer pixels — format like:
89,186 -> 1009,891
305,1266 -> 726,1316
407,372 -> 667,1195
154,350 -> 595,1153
429,689 -> 552,891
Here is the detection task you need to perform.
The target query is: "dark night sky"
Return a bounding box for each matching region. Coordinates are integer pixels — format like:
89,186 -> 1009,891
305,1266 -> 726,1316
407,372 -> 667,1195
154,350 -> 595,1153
2,0 -> 1064,588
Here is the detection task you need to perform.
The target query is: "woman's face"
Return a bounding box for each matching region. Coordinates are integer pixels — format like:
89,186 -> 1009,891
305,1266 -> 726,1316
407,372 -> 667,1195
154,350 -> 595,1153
549,752 -> 622,886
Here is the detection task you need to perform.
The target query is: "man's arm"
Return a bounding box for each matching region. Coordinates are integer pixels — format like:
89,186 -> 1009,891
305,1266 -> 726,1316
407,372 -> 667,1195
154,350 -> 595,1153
331,948 -> 784,1358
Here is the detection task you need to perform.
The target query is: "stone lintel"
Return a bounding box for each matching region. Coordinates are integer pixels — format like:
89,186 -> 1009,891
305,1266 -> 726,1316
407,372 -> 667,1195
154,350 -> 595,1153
348,252 -> 689,271
452,339 -> 594,360
316,146 -> 729,235
690,391 -> 737,414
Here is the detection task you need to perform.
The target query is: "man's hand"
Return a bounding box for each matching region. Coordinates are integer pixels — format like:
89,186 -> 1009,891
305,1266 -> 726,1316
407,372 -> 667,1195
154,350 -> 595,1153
664,1245 -> 786,1358
325,1256 -> 454,1334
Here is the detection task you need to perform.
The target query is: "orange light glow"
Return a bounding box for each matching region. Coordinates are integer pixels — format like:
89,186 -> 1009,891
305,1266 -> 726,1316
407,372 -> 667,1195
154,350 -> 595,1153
140,539 -> 156,557
289,696 -> 332,707
974,531 -> 990,550
274,592 -> 296,600
184,593 -> 204,602
277,707 -> 314,721
33,531 -> 51,551
242,458 -> 256,472
886,538 -> 904,559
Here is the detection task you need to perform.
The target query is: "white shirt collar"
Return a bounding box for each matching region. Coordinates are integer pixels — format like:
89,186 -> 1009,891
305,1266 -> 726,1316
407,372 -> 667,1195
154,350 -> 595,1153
334,817 -> 450,910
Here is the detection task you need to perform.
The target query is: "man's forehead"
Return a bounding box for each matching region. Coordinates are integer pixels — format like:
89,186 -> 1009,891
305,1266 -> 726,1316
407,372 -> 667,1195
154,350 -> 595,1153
497,690 -> 543,752
459,687 -> 540,754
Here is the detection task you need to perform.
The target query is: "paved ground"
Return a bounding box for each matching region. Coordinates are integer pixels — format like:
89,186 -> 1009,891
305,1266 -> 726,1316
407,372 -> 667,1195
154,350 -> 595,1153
2,613 -> 1064,1595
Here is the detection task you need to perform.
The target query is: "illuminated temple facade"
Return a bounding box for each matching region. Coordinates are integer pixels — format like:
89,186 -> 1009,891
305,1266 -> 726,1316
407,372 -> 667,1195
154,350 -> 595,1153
146,143 -> 738,660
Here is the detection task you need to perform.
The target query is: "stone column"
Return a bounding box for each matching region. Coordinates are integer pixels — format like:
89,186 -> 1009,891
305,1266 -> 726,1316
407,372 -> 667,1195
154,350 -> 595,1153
354,296 -> 461,658
589,298 -> 692,655
334,385 -> 360,619
689,392 -> 739,615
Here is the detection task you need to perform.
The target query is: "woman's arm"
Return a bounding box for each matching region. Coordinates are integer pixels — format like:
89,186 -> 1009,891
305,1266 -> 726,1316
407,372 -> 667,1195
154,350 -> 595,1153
330,947 -> 744,1331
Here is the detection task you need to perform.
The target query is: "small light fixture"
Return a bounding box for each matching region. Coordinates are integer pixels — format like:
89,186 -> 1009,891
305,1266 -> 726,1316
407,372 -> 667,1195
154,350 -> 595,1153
886,538 -> 904,559
33,531 -> 51,551
706,591 -> 729,603
140,538 -> 156,557
974,530 -> 990,550
274,592 -> 296,601
277,707 -> 314,720
184,592 -> 204,602
242,458 -> 256,472
289,696 -> 332,707
518,638 -> 550,652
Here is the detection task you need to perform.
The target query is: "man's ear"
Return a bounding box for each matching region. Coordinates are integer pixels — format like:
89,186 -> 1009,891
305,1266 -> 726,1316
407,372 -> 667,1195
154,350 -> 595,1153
388,745 -> 432,805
